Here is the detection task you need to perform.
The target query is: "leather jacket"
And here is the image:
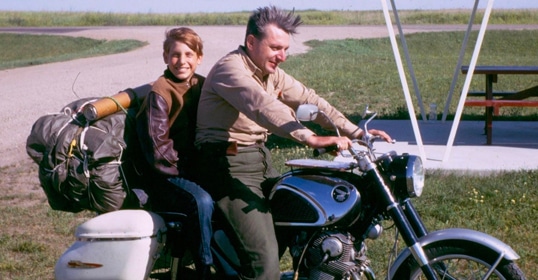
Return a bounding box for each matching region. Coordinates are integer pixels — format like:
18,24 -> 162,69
135,70 -> 204,178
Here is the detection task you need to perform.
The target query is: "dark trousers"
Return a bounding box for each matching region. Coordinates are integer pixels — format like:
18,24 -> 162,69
197,143 -> 281,280
123,160 -> 214,268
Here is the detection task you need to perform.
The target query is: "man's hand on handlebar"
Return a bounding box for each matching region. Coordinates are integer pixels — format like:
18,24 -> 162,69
306,129 -> 393,156
306,135 -> 353,155
366,129 -> 393,143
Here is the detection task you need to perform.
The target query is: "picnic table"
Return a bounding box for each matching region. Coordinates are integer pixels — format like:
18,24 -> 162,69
461,65 -> 538,145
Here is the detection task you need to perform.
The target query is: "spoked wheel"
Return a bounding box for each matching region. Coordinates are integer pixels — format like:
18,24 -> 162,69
392,243 -> 526,279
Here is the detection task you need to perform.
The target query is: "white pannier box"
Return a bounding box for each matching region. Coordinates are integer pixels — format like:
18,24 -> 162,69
55,210 -> 167,280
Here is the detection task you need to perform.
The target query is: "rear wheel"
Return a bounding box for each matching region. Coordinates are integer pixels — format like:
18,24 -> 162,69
392,242 -> 526,279
150,250 -> 197,280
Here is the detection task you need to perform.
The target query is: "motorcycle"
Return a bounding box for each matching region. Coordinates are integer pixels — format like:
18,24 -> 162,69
55,105 -> 526,280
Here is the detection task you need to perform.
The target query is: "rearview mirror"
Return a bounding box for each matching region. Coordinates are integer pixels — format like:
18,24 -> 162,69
296,104 -> 319,122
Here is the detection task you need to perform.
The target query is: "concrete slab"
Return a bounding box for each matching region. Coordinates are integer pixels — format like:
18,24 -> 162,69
366,120 -> 538,172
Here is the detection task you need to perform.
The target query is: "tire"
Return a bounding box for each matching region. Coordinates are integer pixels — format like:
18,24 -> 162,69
391,240 -> 526,279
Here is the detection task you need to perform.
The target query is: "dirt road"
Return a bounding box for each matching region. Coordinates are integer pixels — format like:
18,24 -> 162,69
1,24 -> 537,168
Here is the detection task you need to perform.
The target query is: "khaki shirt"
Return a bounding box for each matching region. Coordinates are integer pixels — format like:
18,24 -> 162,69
195,46 -> 361,146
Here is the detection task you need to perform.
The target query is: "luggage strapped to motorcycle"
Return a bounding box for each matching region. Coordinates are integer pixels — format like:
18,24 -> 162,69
26,92 -> 142,213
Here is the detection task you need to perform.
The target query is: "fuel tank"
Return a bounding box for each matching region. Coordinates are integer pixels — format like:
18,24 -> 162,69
269,173 -> 361,227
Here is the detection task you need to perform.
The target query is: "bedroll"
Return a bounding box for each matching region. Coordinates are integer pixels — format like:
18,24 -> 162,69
26,98 -> 138,213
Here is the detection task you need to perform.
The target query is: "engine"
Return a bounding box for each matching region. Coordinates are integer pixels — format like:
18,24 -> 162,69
296,231 -> 368,280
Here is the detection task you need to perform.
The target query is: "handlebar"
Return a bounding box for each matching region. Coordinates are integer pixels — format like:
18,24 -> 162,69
313,137 -> 395,158
296,104 -> 394,159
313,145 -> 339,157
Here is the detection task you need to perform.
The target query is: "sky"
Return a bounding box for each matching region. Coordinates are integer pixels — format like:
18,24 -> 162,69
1,0 -> 538,14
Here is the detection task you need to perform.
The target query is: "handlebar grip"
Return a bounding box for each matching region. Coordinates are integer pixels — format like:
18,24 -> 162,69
313,145 -> 339,157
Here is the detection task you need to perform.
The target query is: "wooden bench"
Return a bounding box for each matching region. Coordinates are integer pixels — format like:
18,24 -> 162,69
461,65 -> 538,144
464,99 -> 538,115
467,91 -> 516,98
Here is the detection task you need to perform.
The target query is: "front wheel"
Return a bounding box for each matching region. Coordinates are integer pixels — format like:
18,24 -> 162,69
391,241 -> 526,279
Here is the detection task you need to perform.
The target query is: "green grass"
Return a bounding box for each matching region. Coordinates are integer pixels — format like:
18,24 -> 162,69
2,29 -> 536,119
281,29 -> 538,121
1,9 -> 538,26
1,160 -> 537,279
1,9 -> 538,279
0,33 -> 146,70
0,208 -> 94,280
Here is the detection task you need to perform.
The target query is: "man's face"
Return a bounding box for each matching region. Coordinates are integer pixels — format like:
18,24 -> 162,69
246,24 -> 289,75
163,41 -> 202,81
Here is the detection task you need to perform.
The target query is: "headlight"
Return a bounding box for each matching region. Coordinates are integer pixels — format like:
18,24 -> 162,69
385,154 -> 425,198
407,156 -> 424,197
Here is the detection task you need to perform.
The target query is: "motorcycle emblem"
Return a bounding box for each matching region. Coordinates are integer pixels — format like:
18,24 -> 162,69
332,185 -> 350,202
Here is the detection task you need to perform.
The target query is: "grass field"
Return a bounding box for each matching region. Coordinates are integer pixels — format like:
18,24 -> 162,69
1,9 -> 537,26
0,9 -> 537,279
0,33 -> 146,70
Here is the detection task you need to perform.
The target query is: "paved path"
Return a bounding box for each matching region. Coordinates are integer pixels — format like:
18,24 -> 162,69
364,120 -> 538,173
1,25 -> 538,170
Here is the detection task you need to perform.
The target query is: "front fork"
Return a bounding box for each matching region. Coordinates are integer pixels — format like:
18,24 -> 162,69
401,198 -> 428,238
365,168 -> 439,280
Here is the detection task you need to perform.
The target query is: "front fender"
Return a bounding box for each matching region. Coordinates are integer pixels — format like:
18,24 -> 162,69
388,228 -> 520,277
